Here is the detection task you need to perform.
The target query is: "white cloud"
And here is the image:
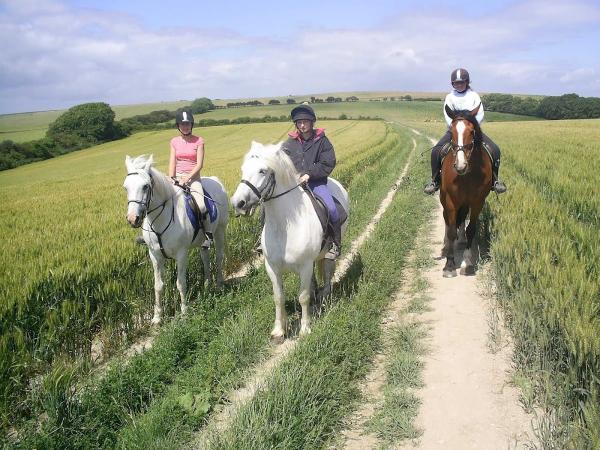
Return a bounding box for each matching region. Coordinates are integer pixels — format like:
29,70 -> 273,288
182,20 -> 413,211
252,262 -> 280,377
0,0 -> 599,113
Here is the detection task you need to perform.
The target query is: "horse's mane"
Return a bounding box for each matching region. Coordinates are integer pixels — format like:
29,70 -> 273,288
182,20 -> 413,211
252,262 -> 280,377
244,141 -> 299,187
127,154 -> 174,197
452,111 -> 482,147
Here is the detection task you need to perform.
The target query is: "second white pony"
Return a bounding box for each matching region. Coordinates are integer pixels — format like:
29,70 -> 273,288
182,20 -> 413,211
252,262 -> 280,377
231,141 -> 349,342
124,154 -> 228,324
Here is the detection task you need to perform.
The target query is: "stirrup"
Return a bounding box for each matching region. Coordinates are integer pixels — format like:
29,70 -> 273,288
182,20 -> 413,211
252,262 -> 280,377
423,180 -> 439,195
492,180 -> 507,194
324,243 -> 341,260
201,232 -> 213,249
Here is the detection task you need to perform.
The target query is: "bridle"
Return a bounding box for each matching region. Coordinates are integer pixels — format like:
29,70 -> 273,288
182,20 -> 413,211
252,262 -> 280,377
449,118 -> 478,174
126,171 -> 175,259
240,170 -> 303,204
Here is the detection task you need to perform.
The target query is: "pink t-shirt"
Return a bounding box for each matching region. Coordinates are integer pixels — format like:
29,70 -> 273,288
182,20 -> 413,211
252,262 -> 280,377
170,135 -> 204,174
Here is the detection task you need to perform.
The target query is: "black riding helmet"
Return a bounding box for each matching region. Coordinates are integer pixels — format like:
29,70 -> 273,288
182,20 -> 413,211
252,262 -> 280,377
451,68 -> 470,92
176,109 -> 194,135
290,104 -> 316,122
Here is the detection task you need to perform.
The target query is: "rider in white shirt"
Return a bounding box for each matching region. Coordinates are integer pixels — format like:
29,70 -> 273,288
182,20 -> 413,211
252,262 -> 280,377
424,68 -> 507,195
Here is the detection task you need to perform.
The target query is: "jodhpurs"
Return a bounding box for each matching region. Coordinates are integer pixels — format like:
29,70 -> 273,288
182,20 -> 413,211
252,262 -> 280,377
176,173 -> 206,214
308,179 -> 339,223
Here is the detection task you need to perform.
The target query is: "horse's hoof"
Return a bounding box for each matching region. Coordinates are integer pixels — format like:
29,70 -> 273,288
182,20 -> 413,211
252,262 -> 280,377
299,326 -> 312,336
151,317 -> 161,326
461,266 -> 476,276
270,334 -> 285,345
443,270 -> 457,278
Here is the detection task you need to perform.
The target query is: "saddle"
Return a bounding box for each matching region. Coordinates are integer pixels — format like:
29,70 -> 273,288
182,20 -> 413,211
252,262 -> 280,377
183,189 -> 218,243
304,187 -> 348,245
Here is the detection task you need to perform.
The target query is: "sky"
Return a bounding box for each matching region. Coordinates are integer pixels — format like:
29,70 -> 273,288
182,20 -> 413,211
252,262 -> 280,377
1,0 -> 599,114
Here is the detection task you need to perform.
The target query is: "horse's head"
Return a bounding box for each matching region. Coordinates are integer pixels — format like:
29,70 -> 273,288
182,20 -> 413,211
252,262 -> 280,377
124,154 -> 155,227
445,103 -> 482,175
231,141 -> 295,216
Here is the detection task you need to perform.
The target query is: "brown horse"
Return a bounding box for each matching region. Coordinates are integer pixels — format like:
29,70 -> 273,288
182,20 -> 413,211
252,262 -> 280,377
439,103 -> 492,277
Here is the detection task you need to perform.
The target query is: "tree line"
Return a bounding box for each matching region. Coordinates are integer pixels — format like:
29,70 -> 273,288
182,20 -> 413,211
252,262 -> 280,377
0,95 -> 379,171
482,93 -> 600,120
0,98 -> 215,171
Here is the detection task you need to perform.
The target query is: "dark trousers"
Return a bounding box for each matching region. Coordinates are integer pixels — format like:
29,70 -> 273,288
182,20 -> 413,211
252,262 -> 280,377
431,130 -> 501,180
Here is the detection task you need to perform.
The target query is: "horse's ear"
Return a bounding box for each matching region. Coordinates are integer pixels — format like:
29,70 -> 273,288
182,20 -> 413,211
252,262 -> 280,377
125,155 -> 132,170
145,154 -> 154,171
250,140 -> 260,150
470,103 -> 481,117
445,104 -> 455,119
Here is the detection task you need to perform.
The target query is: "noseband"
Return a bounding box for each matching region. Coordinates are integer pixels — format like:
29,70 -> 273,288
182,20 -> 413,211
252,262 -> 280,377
126,171 -> 155,216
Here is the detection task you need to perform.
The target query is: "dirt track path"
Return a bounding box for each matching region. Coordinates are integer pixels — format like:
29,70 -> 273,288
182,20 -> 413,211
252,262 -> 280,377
341,131 -> 534,449
402,201 -> 534,449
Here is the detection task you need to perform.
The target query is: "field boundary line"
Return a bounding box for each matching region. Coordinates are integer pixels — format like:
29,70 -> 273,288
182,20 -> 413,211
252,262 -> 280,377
194,135 -> 419,447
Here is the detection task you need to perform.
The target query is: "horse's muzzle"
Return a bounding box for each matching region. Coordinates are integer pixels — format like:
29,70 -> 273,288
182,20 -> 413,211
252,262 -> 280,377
126,214 -> 142,228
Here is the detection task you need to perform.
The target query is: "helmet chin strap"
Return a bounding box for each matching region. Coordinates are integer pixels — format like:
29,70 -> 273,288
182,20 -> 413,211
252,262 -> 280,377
178,125 -> 193,136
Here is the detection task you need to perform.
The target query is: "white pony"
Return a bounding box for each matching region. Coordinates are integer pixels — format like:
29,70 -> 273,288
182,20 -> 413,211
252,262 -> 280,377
124,154 -> 228,324
231,142 -> 349,342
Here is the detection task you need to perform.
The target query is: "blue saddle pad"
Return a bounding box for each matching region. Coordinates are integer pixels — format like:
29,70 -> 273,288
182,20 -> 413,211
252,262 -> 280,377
204,190 -> 217,223
184,191 -> 218,233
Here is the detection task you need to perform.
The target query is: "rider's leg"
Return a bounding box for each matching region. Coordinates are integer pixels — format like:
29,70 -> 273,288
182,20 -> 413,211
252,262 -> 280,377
482,134 -> 507,193
188,179 -> 212,247
424,130 -> 451,194
309,181 -> 341,259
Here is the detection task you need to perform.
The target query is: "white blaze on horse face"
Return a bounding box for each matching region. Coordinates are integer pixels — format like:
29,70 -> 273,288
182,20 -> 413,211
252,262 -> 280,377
455,121 -> 467,172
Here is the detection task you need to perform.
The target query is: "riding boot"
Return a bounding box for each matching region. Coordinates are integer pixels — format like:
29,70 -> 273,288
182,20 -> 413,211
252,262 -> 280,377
325,220 -> 342,260
424,146 -> 442,194
491,164 -> 507,194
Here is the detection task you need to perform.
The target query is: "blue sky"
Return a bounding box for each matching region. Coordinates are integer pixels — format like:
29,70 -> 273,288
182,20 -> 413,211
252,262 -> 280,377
1,0 -> 599,113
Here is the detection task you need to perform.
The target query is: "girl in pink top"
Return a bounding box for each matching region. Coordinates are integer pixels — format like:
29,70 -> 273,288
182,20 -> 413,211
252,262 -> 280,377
169,109 -> 210,246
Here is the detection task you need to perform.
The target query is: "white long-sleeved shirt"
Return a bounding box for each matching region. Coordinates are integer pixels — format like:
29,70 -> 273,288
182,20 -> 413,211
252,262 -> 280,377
443,88 -> 484,128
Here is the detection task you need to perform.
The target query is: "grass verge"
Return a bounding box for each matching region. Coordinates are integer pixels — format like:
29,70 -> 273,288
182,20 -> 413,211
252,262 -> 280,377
202,135 -> 433,449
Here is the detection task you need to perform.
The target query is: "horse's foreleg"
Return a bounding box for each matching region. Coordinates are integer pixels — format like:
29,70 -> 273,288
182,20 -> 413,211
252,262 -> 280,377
150,252 -> 165,325
443,209 -> 458,278
320,258 -> 335,299
299,264 -> 314,336
213,225 -> 226,288
199,246 -> 211,286
175,252 -> 189,315
311,263 -> 318,301
265,260 -> 287,343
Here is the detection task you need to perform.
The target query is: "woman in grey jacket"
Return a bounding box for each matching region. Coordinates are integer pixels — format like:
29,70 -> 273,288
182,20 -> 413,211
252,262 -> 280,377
281,104 -> 342,259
